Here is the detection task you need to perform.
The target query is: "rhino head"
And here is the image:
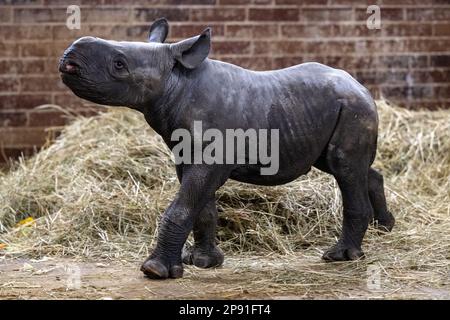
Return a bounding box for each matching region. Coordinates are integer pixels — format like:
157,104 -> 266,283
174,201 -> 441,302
59,18 -> 211,108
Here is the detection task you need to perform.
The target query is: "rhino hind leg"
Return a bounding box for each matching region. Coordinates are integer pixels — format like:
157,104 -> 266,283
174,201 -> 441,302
322,164 -> 372,262
182,200 -> 224,268
317,103 -> 380,262
368,168 -> 395,232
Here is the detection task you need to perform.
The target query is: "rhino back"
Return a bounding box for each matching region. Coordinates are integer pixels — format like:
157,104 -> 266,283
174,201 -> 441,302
177,60 -> 376,185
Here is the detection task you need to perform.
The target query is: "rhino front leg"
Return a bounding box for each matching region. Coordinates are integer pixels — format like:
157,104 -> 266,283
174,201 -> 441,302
182,200 -> 224,268
141,165 -> 228,279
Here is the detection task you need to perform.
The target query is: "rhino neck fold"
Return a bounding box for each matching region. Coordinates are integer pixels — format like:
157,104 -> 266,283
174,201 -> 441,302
140,65 -> 194,144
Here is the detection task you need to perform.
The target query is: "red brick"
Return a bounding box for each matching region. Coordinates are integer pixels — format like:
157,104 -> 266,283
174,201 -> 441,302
410,69 -> 450,83
406,8 -> 450,21
432,0 -> 450,4
20,76 -> 66,92
411,86 -> 435,99
327,56 -> 379,70
94,25 -> 129,39
329,0 -> 375,4
48,41 -> 73,58
1,0 -> 41,4
378,55 -> 428,69
281,25 -> 334,38
1,25 -> 53,41
0,7 -> 12,23
328,40 -> 355,53
52,25 -> 88,40
165,0 -> 216,3
407,39 -> 450,52
434,85 -> 450,99
254,41 -> 304,55
43,0 -> 85,5
434,24 -> 450,36
357,70 -> 409,85
355,8 -> 404,21
303,40 -> 328,56
380,0 -> 434,4
126,25 -> 152,40
384,24 -> 432,37
52,25 -> 129,41
334,24 -> 380,37
352,39 -> 400,54
103,0 -> 216,3
191,8 -> 246,21
378,55 -> 413,69
0,60 -> 20,74
0,59 -> 46,74
134,8 -> 190,22
82,8 -> 131,23
383,85 -> 435,100
20,43 -> 50,57
13,8 -> 67,23
53,93 -> 101,108
0,127 -> 51,147
430,55 -> 450,67
44,57 -> 61,74
226,25 -> 278,39
0,111 -> 28,127
0,78 -> 20,92
28,110 -> 68,127
219,0 -> 251,4
0,43 -> 19,58
407,55 -> 429,68
0,94 -> 51,110
101,0 -> 156,4
170,24 -> 225,39
272,56 -> 307,69
249,8 -> 299,21
302,8 -> 352,22
276,0 -> 327,4
0,149 -> 30,165
220,56 -> 272,70
0,147 -> 36,164
211,41 -> 251,55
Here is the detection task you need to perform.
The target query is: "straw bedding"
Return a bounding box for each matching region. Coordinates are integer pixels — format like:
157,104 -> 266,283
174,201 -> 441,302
0,100 -> 449,295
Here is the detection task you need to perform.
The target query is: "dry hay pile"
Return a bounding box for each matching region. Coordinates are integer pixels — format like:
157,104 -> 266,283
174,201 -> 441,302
0,101 -> 449,297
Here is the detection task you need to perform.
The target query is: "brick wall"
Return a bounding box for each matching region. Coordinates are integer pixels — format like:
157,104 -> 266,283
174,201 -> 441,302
1,0 -> 450,162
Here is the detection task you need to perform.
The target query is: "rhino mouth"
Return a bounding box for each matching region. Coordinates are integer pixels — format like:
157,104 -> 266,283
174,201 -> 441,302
59,59 -> 81,75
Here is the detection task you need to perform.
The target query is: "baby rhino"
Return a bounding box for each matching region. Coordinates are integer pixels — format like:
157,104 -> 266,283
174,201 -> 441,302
59,18 -> 395,279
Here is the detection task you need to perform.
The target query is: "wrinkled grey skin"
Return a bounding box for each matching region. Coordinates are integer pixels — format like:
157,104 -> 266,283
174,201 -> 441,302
59,18 -> 395,279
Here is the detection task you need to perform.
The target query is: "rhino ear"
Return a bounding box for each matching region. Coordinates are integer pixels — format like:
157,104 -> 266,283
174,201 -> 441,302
170,28 -> 211,69
148,17 -> 169,43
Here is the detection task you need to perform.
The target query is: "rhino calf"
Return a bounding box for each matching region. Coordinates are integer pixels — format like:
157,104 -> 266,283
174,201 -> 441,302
59,18 -> 395,279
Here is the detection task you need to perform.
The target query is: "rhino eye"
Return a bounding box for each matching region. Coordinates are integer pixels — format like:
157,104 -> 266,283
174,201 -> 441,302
114,60 -> 125,70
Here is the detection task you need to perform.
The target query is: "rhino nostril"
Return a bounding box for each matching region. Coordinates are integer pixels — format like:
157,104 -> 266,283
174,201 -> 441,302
65,63 -> 77,72
59,59 -> 80,74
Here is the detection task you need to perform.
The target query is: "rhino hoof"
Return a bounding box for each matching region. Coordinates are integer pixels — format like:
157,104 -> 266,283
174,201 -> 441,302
141,258 -> 183,279
374,211 -> 395,233
182,245 -> 224,268
322,244 -> 365,262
